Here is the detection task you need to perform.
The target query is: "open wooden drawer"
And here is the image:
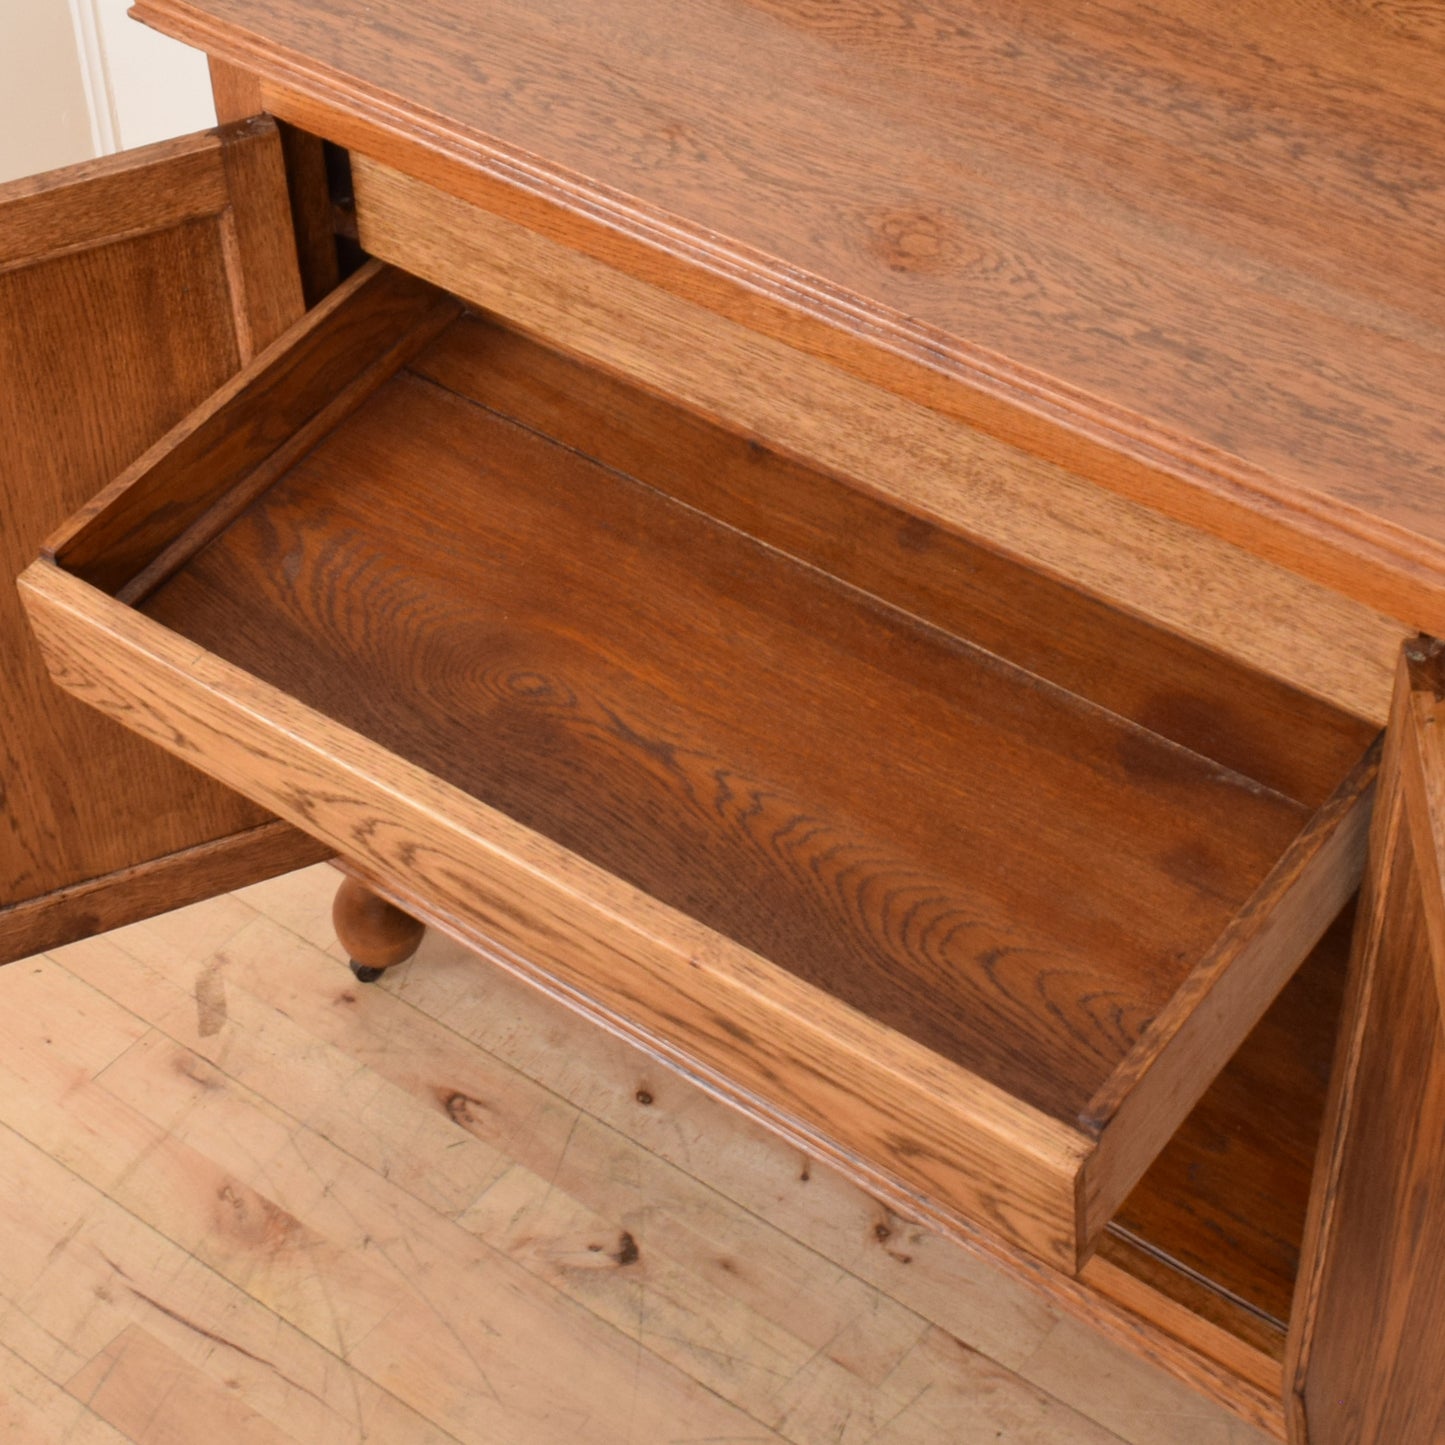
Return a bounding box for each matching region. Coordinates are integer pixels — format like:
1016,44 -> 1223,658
18,261 -> 1378,1273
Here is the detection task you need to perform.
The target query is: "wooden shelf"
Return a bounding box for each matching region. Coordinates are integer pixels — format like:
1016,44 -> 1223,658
21,264 -> 1377,1273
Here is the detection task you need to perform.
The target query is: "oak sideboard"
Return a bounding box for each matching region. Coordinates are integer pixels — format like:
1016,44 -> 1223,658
4,4 -> 1443,1441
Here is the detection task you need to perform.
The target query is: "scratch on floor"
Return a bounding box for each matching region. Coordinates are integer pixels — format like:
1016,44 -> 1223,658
124,1285 -> 271,1368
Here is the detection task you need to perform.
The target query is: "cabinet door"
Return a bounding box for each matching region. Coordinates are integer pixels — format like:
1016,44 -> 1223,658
1287,637 -> 1445,1442
0,118 -> 327,964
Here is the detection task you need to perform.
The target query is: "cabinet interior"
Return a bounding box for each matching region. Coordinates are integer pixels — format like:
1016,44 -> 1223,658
1107,904 -> 1351,1361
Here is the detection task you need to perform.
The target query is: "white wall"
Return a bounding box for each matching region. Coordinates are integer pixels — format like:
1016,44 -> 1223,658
0,1 -> 95,181
0,0 -> 216,185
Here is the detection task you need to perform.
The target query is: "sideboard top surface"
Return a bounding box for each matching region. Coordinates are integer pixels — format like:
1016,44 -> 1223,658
134,0 -> 1445,625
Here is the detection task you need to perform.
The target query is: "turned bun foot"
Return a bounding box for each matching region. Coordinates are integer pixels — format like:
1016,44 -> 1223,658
332,876 -> 425,982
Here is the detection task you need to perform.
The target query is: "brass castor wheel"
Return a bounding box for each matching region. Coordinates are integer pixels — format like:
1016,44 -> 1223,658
332,877 -> 425,983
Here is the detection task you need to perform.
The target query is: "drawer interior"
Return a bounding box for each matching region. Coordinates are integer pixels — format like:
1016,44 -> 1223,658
22,264 -> 1378,1276
146,351 -> 1308,1118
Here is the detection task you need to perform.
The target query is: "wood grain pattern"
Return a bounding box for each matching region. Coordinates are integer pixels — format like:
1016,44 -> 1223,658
0,939 -> 791,1445
347,159 -> 1409,727
17,295 -> 1375,1268
1085,1247 -> 1284,1397
209,58 -> 344,307
0,142 -> 224,267
130,0 -> 1445,631
138,361 -> 1317,1124
131,359 -> 1373,1247
1286,640 -> 1445,1444
20,556 -> 1092,1268
214,114 -> 302,362
324,851 -> 1275,1438
350,840 -> 1309,1435
1400,642 -> 1445,998
1078,1251 -> 1283,1421
0,120 -> 305,962
206,56 -> 262,121
275,123 -> 342,307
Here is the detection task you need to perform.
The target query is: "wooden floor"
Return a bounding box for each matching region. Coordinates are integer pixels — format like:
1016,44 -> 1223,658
0,863 -> 1272,1444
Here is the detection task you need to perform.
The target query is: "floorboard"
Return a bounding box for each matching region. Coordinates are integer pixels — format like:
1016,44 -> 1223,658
0,864 -> 1274,1443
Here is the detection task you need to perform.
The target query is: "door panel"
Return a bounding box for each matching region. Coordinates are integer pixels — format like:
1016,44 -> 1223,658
0,117 -> 327,963
1287,637 -> 1445,1443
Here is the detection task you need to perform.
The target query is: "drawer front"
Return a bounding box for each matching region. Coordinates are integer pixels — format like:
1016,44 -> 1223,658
22,557 -> 1090,1265
20,261 -> 1376,1273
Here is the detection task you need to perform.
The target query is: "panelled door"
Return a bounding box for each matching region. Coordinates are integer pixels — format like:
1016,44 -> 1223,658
0,117 -> 327,964
1287,637 -> 1445,1442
